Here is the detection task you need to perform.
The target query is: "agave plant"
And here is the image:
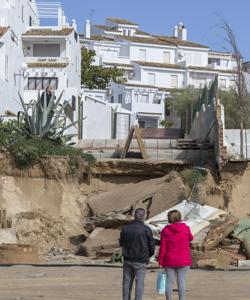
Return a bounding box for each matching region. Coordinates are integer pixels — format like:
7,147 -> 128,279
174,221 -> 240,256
18,90 -> 83,144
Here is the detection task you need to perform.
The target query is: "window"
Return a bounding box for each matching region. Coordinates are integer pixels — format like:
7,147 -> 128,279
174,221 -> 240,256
118,94 -> 123,103
170,75 -> 178,88
141,94 -> 149,103
33,44 -> 60,57
5,55 -> 8,81
71,96 -> 76,111
163,51 -> 170,63
111,96 -> 114,103
27,77 -> 58,90
29,16 -> 32,26
138,120 -> 145,128
139,49 -> 146,61
148,73 -> 155,85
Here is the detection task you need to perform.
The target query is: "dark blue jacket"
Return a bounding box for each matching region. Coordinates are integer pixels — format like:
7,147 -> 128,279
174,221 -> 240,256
119,220 -> 155,264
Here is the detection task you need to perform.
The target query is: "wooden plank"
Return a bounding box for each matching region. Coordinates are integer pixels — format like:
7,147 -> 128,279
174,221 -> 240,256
134,126 -> 148,160
120,126 -> 134,159
120,125 -> 148,159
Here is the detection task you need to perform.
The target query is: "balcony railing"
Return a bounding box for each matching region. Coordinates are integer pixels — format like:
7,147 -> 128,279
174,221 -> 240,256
102,56 -> 131,65
24,57 -> 69,64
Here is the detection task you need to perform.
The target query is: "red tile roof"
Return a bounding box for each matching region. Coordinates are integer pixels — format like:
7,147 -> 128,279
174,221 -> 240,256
23,28 -> 74,36
0,26 -> 9,37
107,18 -> 138,26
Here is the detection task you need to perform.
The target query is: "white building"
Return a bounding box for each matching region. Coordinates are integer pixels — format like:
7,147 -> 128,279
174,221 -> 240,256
79,18 -> 238,136
0,0 -> 39,115
22,27 -> 81,106
0,1 -> 81,122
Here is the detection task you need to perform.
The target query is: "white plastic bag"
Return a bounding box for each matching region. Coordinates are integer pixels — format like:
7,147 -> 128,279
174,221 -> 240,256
156,269 -> 166,295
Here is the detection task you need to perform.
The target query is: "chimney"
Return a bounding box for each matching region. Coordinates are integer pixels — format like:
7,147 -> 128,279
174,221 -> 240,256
85,19 -> 91,39
72,19 -> 77,31
173,26 -> 178,38
62,15 -> 66,27
177,22 -> 187,40
57,7 -> 63,27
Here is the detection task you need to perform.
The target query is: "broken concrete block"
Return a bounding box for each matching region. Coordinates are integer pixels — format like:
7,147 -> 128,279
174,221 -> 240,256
196,259 -> 218,269
0,229 -> 17,244
87,173 -> 187,219
83,213 -> 133,232
191,249 -> 232,269
78,228 -> 120,257
202,215 -> 239,250
96,248 -> 120,257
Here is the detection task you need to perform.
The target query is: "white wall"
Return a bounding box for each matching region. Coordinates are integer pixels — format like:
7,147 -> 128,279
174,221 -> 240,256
0,0 -> 39,114
130,44 -> 176,64
179,48 -> 208,66
0,29 -> 25,113
140,66 -> 185,88
82,97 -> 112,139
225,129 -> 250,160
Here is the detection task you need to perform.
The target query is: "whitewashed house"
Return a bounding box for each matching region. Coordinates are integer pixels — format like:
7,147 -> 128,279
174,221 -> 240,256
0,0 -> 39,115
0,0 -> 81,125
22,26 -> 81,107
79,18 -> 238,137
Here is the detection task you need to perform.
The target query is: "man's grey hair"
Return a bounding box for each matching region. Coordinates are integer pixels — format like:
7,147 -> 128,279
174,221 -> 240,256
134,208 -> 146,221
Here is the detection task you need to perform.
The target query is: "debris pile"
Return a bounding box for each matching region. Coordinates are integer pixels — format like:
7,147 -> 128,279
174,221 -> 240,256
12,210 -> 88,254
78,173 -> 188,259
147,201 -> 250,269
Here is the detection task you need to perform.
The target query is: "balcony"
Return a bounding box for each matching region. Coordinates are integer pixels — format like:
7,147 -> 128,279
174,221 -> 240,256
101,55 -> 131,66
24,57 -> 69,63
24,57 -> 69,68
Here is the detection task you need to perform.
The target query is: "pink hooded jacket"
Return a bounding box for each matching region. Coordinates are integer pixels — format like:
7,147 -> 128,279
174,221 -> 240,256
158,222 -> 193,268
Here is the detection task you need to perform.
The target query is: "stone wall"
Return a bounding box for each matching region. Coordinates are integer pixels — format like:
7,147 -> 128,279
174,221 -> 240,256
77,138 -> 212,162
189,99 -> 228,169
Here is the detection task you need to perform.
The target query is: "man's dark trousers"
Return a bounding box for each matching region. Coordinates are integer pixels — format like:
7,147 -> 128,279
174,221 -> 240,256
123,261 -> 147,300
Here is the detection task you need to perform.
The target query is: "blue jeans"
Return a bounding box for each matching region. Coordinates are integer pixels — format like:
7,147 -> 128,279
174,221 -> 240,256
165,267 -> 189,300
122,261 -> 147,300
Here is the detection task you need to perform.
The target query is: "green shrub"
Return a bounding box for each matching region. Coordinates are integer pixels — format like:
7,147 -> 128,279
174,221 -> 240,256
0,121 -> 95,170
11,143 -> 40,168
180,168 -> 207,189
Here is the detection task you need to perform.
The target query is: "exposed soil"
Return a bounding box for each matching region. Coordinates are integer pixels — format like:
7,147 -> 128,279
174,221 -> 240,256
1,149 -> 250,257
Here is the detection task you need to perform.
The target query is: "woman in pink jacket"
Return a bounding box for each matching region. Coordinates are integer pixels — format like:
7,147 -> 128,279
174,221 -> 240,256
158,210 -> 193,300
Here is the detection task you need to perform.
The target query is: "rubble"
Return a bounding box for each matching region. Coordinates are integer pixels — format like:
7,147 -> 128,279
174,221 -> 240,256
12,210 -> 88,254
87,173 -> 188,219
146,200 -> 249,268
0,244 -> 39,264
196,259 -> 218,269
78,228 -> 120,257
83,212 -> 132,233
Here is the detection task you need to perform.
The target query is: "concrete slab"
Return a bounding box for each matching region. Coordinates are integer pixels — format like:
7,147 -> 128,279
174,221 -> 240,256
0,229 -> 17,244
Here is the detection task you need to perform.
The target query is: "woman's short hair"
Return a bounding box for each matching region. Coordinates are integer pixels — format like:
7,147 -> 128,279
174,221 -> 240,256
168,210 -> 182,224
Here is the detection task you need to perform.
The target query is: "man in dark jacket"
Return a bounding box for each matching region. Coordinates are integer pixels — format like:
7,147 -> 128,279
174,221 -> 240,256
119,208 -> 155,300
